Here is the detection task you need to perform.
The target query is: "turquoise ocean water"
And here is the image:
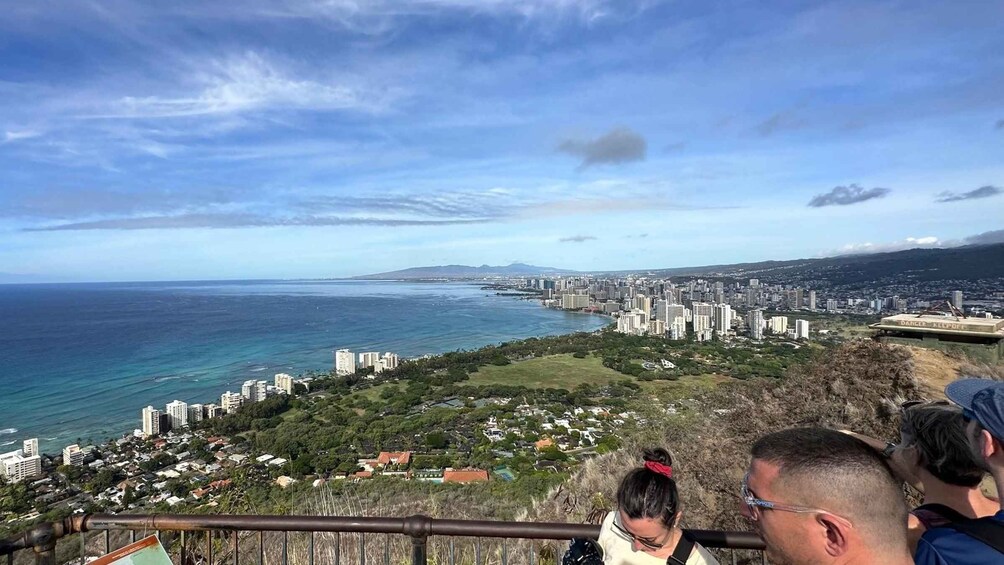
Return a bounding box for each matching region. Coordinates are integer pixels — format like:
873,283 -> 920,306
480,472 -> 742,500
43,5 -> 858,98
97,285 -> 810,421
0,280 -> 607,454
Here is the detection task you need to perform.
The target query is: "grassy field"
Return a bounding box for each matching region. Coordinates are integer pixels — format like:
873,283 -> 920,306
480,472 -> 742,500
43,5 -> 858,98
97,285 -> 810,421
469,354 -> 627,388
638,374 -> 730,401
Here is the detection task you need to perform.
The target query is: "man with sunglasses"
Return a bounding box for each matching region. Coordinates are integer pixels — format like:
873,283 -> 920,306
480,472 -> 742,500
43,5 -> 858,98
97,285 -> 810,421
913,378 -> 1004,564
741,427 -> 913,565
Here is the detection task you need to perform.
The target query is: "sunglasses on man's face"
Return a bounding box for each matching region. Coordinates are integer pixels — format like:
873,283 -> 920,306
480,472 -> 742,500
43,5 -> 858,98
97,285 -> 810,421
740,473 -> 854,528
611,513 -> 671,550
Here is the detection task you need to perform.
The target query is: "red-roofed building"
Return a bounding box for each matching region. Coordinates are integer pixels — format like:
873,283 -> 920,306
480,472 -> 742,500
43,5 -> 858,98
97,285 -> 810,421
443,468 -> 489,483
377,451 -> 411,467
354,471 -> 373,479
534,438 -> 554,451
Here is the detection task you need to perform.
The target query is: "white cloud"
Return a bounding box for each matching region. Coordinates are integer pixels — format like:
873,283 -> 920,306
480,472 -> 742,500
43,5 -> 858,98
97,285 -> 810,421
3,129 -> 42,142
92,52 -> 397,119
832,236 -> 944,255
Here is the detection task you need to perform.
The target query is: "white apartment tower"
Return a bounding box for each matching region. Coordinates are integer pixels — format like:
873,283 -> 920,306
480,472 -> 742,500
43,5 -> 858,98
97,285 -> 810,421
359,352 -> 381,369
769,316 -> 789,335
142,405 -> 161,437
275,373 -> 294,395
808,291 -> 817,311
380,353 -> 399,371
205,403 -> 223,418
188,403 -> 204,423
221,391 -> 244,413
693,314 -> 712,334
22,438 -> 38,458
166,400 -> 189,429
655,299 -> 669,323
795,319 -> 810,340
0,448 -> 41,483
335,349 -> 356,376
713,304 -> 733,334
62,444 -> 84,466
951,291 -> 963,310
669,317 -> 687,340
747,310 -> 765,340
241,379 -> 256,400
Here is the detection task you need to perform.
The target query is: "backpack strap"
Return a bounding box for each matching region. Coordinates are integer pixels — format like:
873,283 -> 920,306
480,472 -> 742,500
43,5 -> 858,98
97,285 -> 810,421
945,517 -> 1004,555
667,531 -> 695,565
913,503 -> 972,525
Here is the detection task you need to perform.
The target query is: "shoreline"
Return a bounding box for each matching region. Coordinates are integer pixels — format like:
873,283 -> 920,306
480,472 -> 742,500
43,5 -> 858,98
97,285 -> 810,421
24,290 -> 609,458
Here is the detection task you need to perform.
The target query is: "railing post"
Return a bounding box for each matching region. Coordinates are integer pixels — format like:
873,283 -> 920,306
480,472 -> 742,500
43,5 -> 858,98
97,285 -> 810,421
410,536 -> 427,565
403,515 -> 432,565
24,519 -> 74,565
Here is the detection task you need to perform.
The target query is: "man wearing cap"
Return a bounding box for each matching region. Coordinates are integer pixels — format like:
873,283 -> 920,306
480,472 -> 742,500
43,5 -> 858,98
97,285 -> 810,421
914,378 -> 1004,564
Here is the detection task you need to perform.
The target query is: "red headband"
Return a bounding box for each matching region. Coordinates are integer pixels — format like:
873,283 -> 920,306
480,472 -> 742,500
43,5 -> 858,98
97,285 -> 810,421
644,461 -> 673,478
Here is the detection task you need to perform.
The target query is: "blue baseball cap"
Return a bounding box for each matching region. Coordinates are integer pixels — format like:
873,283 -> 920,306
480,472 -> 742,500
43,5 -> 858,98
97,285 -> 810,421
945,378 -> 1004,442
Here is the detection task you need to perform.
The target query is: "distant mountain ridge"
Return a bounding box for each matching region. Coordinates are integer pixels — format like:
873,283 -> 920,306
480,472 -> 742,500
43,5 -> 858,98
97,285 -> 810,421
609,242 -> 1004,285
354,242 -> 1004,284
353,262 -> 580,280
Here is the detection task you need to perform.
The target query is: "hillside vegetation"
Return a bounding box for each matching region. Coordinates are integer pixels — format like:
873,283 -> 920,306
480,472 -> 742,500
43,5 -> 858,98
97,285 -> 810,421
288,341 -> 996,565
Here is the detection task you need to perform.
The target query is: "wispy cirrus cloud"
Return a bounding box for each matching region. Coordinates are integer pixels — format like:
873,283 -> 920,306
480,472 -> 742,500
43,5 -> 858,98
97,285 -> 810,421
808,184 -> 890,207
558,235 -> 597,243
12,182 -> 705,231
935,185 -> 1002,203
3,129 -> 42,142
88,52 -> 397,119
557,127 -> 646,168
24,213 -> 489,231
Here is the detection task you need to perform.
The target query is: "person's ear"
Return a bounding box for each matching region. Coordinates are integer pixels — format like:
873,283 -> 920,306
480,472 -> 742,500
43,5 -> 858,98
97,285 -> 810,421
985,430 -> 1004,462
818,514 -> 850,557
672,509 -> 683,528
980,430 -> 996,460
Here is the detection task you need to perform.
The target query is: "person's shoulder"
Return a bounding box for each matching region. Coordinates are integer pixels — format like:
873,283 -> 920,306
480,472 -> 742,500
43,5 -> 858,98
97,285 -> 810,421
596,512 -> 617,549
916,519 -> 1004,565
915,537 -> 943,565
686,543 -> 720,565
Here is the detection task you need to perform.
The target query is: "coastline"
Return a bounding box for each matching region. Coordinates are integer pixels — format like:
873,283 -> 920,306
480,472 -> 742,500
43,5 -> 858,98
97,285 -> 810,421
2,281 -> 609,456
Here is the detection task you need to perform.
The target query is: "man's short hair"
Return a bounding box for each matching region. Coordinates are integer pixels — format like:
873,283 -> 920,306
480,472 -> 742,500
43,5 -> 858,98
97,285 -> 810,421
751,427 -> 908,551
901,402 -> 986,487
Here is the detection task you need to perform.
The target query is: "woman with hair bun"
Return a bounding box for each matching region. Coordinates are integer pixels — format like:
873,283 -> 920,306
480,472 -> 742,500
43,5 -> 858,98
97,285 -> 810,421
597,448 -> 719,565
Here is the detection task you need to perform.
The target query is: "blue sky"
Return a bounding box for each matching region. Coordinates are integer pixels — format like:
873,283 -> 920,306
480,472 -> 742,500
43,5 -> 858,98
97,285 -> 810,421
1,0 -> 1003,282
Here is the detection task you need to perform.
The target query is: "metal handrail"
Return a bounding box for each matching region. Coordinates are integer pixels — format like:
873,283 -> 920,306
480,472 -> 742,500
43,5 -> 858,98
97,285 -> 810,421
1,513 -> 766,564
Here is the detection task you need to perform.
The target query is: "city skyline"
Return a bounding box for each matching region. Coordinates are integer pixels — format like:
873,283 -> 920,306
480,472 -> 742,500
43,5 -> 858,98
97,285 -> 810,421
1,1 -> 1003,282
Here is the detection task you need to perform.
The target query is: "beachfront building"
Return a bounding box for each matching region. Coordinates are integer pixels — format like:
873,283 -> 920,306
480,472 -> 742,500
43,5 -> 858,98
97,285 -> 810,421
0,445 -> 41,483
561,293 -> 590,310
240,379 -> 269,402
142,405 -> 161,437
166,400 -> 189,429
275,373 -> 294,395
221,391 -> 244,414
22,438 -> 38,458
335,349 -> 356,376
205,403 -> 223,418
62,444 -> 84,467
188,403 -> 204,423
358,352 -> 380,369
380,352 -> 399,371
